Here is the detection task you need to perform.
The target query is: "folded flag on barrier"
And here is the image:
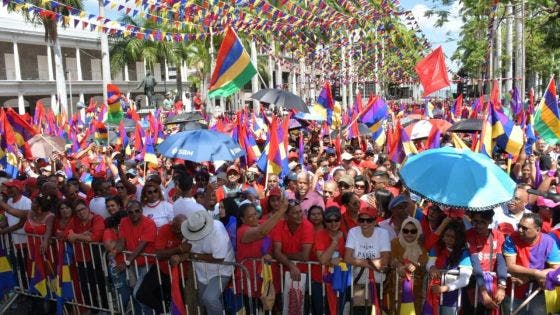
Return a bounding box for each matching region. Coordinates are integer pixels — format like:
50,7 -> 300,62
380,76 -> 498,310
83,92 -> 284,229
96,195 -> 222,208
0,241 -> 16,299
170,265 -> 186,315
54,242 -> 74,315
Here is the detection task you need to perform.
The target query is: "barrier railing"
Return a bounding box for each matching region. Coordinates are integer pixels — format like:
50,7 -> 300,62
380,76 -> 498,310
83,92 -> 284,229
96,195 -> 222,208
0,232 -> 552,315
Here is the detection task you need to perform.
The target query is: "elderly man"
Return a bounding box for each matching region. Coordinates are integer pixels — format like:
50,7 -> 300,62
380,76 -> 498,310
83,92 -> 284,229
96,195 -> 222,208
174,210 -> 234,314
295,171 -> 324,216
503,213 -> 560,314
492,187 -> 532,234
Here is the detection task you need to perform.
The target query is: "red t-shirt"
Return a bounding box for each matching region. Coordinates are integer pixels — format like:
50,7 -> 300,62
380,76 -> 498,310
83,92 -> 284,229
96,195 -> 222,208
465,228 -> 505,272
339,212 -> 358,235
271,219 -> 314,272
71,214 -> 105,262
311,229 -> 347,282
154,223 -> 183,274
420,217 -> 440,251
119,216 -> 157,266
236,223 -> 269,297
103,228 -> 125,265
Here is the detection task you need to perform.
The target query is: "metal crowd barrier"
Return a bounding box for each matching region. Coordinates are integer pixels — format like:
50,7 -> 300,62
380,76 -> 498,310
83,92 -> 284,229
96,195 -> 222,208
0,232 -> 553,315
0,233 -> 254,315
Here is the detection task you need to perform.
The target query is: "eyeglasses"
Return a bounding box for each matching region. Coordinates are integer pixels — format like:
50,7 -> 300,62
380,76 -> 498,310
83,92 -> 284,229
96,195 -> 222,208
287,199 -> 301,206
358,217 -> 375,223
325,218 -> 341,223
146,189 -> 158,194
402,228 -> 418,235
116,186 -> 125,190
127,209 -> 142,215
355,185 -> 365,189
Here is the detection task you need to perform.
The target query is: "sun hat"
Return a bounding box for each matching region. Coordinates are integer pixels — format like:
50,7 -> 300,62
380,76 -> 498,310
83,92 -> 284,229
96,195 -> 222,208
341,152 -> 353,161
181,210 -> 214,241
338,174 -> 354,186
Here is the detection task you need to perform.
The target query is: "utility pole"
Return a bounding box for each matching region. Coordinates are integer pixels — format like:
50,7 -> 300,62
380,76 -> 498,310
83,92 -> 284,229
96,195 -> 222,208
505,3 -> 513,93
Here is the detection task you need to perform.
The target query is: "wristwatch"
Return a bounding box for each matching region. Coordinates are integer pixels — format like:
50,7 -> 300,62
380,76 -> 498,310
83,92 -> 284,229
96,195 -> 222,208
498,279 -> 507,288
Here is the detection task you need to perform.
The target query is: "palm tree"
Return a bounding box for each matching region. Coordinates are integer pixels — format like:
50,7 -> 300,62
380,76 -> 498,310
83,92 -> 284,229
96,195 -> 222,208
8,0 -> 83,115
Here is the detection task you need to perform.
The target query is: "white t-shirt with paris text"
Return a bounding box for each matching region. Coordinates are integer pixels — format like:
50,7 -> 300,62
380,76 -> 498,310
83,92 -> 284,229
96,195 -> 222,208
345,226 -> 391,283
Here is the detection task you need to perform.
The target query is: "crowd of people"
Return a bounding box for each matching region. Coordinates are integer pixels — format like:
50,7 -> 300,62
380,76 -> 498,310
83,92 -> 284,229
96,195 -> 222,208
0,105 -> 559,315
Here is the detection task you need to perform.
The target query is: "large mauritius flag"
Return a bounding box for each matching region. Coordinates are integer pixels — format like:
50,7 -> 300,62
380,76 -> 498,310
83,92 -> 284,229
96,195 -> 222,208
208,27 -> 257,98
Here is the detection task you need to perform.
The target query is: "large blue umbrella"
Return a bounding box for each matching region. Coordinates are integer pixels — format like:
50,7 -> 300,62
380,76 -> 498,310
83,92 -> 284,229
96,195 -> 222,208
398,147 -> 516,210
157,130 -> 245,162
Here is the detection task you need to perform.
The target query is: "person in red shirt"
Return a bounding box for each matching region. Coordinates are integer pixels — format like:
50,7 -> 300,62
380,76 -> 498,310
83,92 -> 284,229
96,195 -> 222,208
465,210 -> 507,313
271,200 -> 314,281
314,206 -> 347,315
135,214 -> 187,313
339,192 -> 363,234
420,205 -> 451,251
117,200 -> 157,314
68,199 -> 107,312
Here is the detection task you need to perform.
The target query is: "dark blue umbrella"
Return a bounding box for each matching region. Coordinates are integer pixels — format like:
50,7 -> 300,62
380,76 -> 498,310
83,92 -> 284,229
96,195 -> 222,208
157,130 -> 245,162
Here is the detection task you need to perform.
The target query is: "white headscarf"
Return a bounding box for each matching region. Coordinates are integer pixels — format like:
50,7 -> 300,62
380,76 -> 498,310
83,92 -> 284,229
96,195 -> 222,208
398,217 -> 424,263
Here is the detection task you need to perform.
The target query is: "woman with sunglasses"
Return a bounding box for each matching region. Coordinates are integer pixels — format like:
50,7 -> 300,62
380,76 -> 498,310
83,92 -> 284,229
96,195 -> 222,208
464,210 -> 507,315
424,221 -> 472,315
353,175 -> 369,198
115,180 -> 134,209
314,206 -> 347,314
387,217 -> 427,314
141,182 -> 173,229
345,206 -> 391,311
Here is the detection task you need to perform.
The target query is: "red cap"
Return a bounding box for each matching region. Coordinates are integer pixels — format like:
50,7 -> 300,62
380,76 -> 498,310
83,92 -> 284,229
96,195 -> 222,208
227,165 -> 240,174
4,180 -> 25,191
269,187 -> 282,197
358,203 -> 377,218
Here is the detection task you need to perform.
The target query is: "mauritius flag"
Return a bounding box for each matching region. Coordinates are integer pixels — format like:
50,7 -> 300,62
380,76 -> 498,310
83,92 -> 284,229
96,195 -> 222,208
208,27 -> 257,98
534,78 -> 560,144
0,241 -> 16,299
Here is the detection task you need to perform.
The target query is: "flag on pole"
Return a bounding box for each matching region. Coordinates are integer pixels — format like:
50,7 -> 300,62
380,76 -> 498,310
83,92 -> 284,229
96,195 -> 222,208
415,46 -> 450,97
317,82 -> 335,126
534,78 -> 560,144
208,27 -> 257,98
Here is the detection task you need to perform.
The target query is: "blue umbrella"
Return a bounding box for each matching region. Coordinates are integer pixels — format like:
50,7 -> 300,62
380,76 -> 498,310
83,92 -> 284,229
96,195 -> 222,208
157,130 -> 245,162
398,147 -> 515,210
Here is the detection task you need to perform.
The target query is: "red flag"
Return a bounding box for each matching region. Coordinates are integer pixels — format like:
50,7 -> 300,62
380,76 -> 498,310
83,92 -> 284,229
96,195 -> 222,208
490,80 -> 501,111
170,266 -> 186,315
415,46 -> 450,97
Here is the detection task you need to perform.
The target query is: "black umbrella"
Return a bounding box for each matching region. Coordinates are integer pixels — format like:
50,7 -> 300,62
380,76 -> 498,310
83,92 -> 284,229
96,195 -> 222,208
106,118 -> 137,132
448,118 -> 483,133
182,121 -> 208,131
251,89 -> 309,113
164,111 -> 205,125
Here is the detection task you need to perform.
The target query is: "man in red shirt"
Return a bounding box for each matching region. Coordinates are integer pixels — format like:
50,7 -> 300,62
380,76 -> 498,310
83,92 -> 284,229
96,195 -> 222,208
135,214 -> 187,313
117,200 -> 157,314
271,200 -> 314,281
67,199 -> 107,312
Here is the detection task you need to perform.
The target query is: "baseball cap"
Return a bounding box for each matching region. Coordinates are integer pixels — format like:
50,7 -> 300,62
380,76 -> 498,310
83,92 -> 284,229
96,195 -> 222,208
287,172 -> 298,181
268,187 -> 282,197
338,174 -> 354,186
388,194 -> 410,209
358,204 -> 377,218
341,152 -> 353,161
226,165 -> 240,174
126,168 -> 138,177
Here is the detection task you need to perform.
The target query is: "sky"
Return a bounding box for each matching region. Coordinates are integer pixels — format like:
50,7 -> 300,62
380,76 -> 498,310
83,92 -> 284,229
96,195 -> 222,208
399,0 -> 463,73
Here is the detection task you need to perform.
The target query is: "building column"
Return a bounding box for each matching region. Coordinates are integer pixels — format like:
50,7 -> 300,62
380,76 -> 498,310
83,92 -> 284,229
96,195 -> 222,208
124,63 -> 129,81
17,92 -> 24,114
164,59 -> 170,82
51,94 -> 56,109
47,45 -> 54,81
76,47 -> 83,81
13,42 -> 21,81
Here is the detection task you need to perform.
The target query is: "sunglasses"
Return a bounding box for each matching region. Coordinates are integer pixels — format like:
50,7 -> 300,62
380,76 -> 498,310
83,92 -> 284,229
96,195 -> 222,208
358,217 -> 375,223
402,228 -> 418,235
355,185 -> 365,189
146,190 -> 158,194
325,218 -> 341,223
338,183 -> 351,189
116,186 -> 125,190
127,209 -> 142,215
